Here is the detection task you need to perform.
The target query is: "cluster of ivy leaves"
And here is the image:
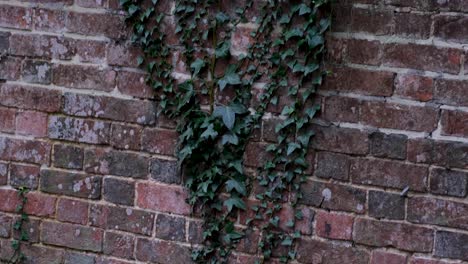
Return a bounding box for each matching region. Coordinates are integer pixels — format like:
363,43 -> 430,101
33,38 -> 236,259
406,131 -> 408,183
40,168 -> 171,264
121,0 -> 331,263
8,187 -> 30,264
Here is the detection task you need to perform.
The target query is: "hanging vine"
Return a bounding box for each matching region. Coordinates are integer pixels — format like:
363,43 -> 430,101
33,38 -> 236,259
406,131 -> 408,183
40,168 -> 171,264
8,187 -> 30,264
121,0 -> 331,262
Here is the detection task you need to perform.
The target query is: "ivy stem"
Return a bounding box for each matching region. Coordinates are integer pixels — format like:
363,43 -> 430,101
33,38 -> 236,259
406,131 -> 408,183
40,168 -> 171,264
208,15 -> 218,114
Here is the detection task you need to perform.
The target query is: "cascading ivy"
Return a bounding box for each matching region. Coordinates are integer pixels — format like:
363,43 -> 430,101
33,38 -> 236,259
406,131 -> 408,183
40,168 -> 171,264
121,0 -> 331,263
8,187 -> 30,264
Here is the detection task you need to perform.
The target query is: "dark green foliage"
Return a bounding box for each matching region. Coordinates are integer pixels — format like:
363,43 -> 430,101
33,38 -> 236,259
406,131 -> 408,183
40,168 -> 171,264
120,0 -> 330,262
8,187 -> 30,264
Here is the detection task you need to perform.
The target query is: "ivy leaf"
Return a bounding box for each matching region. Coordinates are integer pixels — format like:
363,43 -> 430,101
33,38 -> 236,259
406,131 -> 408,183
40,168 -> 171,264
128,4 -> 139,16
222,133 -> 239,145
281,49 -> 294,60
190,58 -> 205,76
299,4 -> 311,15
281,237 -> 293,246
200,124 -> 218,139
224,197 -> 246,212
218,65 -> 241,90
216,12 -> 230,23
226,179 -> 247,195
215,41 -> 231,58
284,28 -> 303,40
287,142 -> 301,156
279,14 -> 291,24
214,106 -> 236,130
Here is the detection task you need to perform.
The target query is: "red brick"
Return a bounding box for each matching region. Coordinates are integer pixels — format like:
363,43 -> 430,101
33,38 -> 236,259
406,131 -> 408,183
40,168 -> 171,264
408,197 -> 468,230
0,57 -> 21,81
371,250 -> 407,264
323,95 -> 360,123
441,110 -> 468,137
116,71 -> 154,99
383,43 -> 462,74
394,74 -> 433,102
42,221 -> 103,252
57,198 -> 89,225
276,205 -> 314,235
53,144 -> 84,169
297,239 -> 370,263
66,12 -> 126,39
84,148 -> 149,178
107,43 -> 143,67
21,59 -> 52,84
136,182 -> 191,215
231,25 -> 254,54
353,218 -> 434,252
10,163 -> 40,189
346,38 -> 381,65
0,137 -> 51,164
350,8 -> 393,35
15,111 -> 47,137
316,211 -> 354,240
360,101 -> 438,132
24,192 -> 56,217
0,84 -> 62,112
89,204 -> 154,236
141,128 -> 178,156
135,238 -> 192,263
155,214 -> 186,241
103,231 -> 135,260
0,189 -> 19,212
0,5 -> 32,30
48,116 -> 111,144
434,15 -> 468,44
0,213 -> 12,238
394,13 -> 431,39
73,39 -> 107,63
53,65 -> 116,92
410,257 -> 459,264
324,66 -> 394,96
311,125 -> 369,155
243,142 -> 273,168
0,107 -> 16,133
63,93 -> 156,125
33,8 -> 66,32
9,34 -> 74,60
408,139 -> 468,169
351,158 -> 428,191
19,0 -> 73,4
40,169 -> 101,199
0,241 -> 65,264
429,167 -> 468,197
434,79 -> 468,107
0,162 -> 7,185
12,217 -> 40,243
110,123 -> 142,150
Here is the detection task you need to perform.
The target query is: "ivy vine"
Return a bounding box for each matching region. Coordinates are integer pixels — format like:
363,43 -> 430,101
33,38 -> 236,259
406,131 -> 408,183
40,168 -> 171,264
121,0 -> 331,262
8,187 -> 30,264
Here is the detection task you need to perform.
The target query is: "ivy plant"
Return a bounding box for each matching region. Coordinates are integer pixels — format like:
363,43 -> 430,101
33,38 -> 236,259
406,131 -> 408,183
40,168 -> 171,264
121,0 -> 331,263
8,187 -> 30,264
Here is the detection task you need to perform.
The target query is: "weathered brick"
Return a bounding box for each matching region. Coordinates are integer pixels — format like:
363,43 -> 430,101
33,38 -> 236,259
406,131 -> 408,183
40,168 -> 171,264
369,132 -> 407,160
346,38 -> 381,65
0,162 -> 7,185
23,192 -> 57,217
73,39 -> 107,63
0,107 -> 16,133
84,148 -> 149,178
350,8 -> 393,35
360,101 -> 438,132
0,241 -> 65,264
188,220 -> 204,244
297,239 -> 370,263
0,213 -> 11,238
394,12 -> 431,39
0,5 -> 32,30
40,169 -> 101,199
136,238 -> 192,264
410,257 -> 457,264
103,231 -> 135,260
408,197 -> 468,230
0,57 -> 21,81
66,12 -> 126,39
15,111 -> 48,137
383,43 -> 461,74
142,128 -> 178,155
323,66 -> 394,96
0,137 -> 51,164
150,158 -> 180,184
64,252 -> 95,264
155,214 -> 186,241
0,84 -> 61,112
95,257 -> 133,264
434,231 -> 468,261
57,198 -> 89,225
353,218 -> 434,252
441,110 -> 468,137
434,15 -> 468,43
0,32 -> 9,53
244,142 -> 273,168
42,221 -> 103,252
323,96 -> 360,123
103,177 -> 135,206
311,125 -> 369,155
136,182 -> 191,215
0,189 -> 19,212
53,65 -> 116,92
48,116 -> 111,144
368,190 -> 405,220
315,151 -> 350,181
429,167 -> 468,197
231,25 -> 255,54
53,144 -> 84,169
12,217 -> 40,243
89,204 -> 154,236
108,43 -> 143,67
299,180 -> 366,214
435,79 -> 468,107
371,250 -> 407,264
75,0 -> 107,7
33,8 -> 66,33
315,211 -> 353,240
326,35 -> 346,63
21,60 -> 51,84
63,93 -> 156,125
351,158 -> 427,191
116,71 -> 153,98
394,74 -> 433,102
407,139 -> 468,169
110,123 -> 142,150
9,34 -> 74,60
10,163 -> 40,189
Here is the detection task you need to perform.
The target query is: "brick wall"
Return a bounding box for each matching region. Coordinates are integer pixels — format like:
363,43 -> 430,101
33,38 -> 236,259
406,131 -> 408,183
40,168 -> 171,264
0,0 -> 467,263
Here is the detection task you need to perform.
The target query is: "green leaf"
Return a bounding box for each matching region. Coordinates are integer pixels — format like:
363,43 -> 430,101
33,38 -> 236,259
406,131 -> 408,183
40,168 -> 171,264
299,4 -> 311,15
215,41 -> 231,58
190,58 -> 205,76
281,237 -> 293,246
279,14 -> 291,24
287,142 -> 301,156
200,124 -> 218,139
218,65 -> 241,90
216,12 -> 230,23
222,133 -> 239,145
284,28 -> 303,40
214,106 -> 236,130
226,179 -> 247,195
224,197 -> 246,212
